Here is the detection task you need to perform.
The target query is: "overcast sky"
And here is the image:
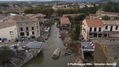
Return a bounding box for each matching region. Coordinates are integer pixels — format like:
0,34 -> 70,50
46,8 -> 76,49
0,0 -> 65,1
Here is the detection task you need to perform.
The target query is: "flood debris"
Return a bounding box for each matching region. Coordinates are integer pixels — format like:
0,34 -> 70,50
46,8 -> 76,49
52,48 -> 61,59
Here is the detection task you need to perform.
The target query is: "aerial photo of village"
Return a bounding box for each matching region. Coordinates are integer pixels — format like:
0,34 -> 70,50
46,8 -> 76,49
0,0 -> 118,67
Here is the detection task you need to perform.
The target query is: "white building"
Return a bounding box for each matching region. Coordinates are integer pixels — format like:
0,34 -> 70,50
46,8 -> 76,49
0,16 -> 17,40
82,19 -> 104,41
82,19 -> 119,41
0,15 -> 40,40
102,20 -> 119,38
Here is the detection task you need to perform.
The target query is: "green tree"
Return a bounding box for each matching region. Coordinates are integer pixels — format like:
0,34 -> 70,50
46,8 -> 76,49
24,8 -> 34,14
102,15 -> 110,20
0,46 -> 14,65
0,4 -> 9,7
33,7 -> 41,14
66,16 -> 72,21
103,5 -> 112,12
42,8 -> 54,17
71,24 -> 80,40
74,13 -> 86,23
4,11 -> 18,14
0,11 -> 2,14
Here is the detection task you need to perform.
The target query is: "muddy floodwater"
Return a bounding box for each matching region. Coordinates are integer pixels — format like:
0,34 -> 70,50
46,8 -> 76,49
22,24 -> 74,67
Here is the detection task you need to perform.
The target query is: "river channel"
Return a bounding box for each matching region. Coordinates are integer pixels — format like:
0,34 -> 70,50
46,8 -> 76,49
22,24 -> 74,67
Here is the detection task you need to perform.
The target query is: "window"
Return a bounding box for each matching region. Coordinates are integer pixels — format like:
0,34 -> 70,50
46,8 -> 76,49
98,34 -> 102,37
9,31 -> 13,35
37,30 -> 39,33
20,28 -> 23,31
99,27 -> 101,32
90,27 -> 92,32
32,31 -> 34,35
110,26 -> 113,31
20,24 -> 22,27
32,23 -> 34,26
26,27 -> 29,31
94,33 -> 97,37
114,57 -> 118,59
105,26 -> 108,29
32,27 -> 34,30
27,32 -> 29,36
20,32 -> 24,36
115,26 -> 118,30
26,23 -> 28,26
89,33 -> 92,36
94,27 -> 97,32
37,26 -> 38,29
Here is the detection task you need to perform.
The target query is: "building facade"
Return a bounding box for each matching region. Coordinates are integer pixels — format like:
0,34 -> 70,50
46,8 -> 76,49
82,19 -> 119,41
102,20 -> 119,38
0,15 -> 40,40
0,16 -> 18,40
82,19 -> 104,41
16,16 -> 40,39
96,10 -> 119,20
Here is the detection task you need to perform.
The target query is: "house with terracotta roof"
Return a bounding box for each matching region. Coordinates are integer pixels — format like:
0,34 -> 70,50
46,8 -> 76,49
60,17 -> 71,30
82,19 -> 119,41
82,19 -> 104,41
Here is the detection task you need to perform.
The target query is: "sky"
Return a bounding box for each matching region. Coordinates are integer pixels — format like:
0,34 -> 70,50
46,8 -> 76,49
0,0 -> 59,1
0,0 -> 65,1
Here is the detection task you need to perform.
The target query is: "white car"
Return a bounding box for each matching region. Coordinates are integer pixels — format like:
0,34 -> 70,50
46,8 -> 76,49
0,40 -> 2,43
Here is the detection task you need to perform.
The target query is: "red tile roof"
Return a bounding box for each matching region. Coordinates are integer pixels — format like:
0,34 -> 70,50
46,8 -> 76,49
61,17 -> 71,24
84,19 -> 104,27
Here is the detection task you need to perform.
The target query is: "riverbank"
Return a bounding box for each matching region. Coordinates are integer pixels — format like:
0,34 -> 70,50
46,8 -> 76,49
22,23 -> 74,67
59,24 -> 84,67
8,42 -> 43,67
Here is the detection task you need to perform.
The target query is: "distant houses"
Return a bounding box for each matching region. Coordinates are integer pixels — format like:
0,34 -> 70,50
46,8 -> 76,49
89,10 -> 119,20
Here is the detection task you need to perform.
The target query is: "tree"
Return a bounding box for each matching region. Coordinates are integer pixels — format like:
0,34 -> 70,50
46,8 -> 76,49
57,8 -> 80,16
0,46 -> 14,65
66,16 -> 72,21
4,11 -> 19,14
102,15 -> 110,20
103,5 -> 112,12
42,8 -> 54,17
24,8 -> 34,14
71,24 -> 80,40
0,11 -> 2,14
33,7 -> 41,14
74,13 -> 86,23
102,1 -> 119,12
0,4 -> 9,7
